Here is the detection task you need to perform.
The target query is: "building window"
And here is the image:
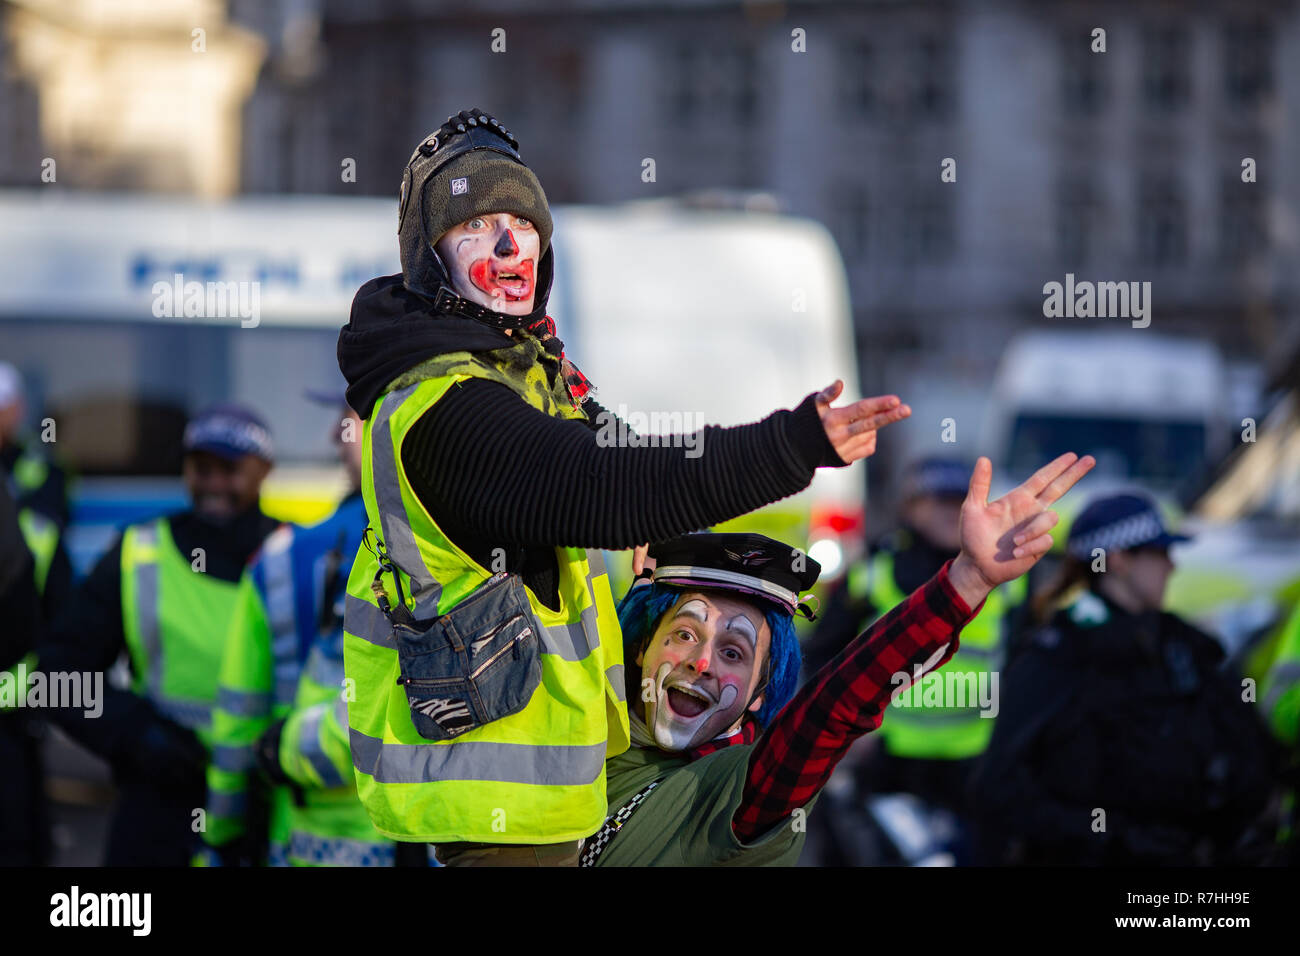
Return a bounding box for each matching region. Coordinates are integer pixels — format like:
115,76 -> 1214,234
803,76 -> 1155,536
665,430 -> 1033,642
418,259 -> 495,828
1137,174 -> 1187,265
667,43 -> 697,122
1219,176 -> 1268,262
1142,24 -> 1190,113
901,185 -> 954,264
664,40 -> 757,126
1058,178 -> 1100,266
838,38 -> 876,116
910,33 -> 954,118
1061,27 -> 1106,115
836,184 -> 870,261
1223,18 -> 1273,106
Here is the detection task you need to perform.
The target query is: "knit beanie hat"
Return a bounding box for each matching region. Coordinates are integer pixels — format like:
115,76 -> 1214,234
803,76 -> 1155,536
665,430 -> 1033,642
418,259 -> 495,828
420,148 -> 552,255
398,109 -> 552,299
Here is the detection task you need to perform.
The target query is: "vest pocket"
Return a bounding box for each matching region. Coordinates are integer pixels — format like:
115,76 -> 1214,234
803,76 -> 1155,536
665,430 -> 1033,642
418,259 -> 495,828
393,574 -> 544,741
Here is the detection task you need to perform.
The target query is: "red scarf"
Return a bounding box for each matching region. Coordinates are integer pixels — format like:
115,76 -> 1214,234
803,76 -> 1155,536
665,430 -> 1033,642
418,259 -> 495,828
525,313 -> 594,405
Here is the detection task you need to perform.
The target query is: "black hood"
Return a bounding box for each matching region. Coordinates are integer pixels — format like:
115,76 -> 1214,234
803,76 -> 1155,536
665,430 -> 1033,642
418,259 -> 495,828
338,274 -> 516,418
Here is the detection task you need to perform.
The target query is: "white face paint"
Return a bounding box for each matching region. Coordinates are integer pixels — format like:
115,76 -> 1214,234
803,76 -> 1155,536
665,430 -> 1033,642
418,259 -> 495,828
637,593 -> 770,752
433,212 -> 540,316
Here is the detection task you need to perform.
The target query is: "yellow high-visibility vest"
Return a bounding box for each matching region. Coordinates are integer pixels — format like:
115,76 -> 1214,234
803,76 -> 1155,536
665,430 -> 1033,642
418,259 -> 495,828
343,348 -> 629,844
849,549 -> 1024,760
120,517 -> 242,746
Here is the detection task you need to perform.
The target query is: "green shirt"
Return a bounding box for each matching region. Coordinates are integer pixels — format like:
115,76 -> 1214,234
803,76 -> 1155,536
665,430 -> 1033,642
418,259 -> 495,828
594,743 -> 814,866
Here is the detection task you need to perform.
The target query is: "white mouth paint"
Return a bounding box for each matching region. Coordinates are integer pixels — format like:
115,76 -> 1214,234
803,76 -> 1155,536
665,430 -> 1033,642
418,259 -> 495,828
651,664 -> 743,752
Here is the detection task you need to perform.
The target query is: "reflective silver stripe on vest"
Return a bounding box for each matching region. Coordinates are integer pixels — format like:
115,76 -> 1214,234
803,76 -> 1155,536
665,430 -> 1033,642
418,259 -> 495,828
304,645 -> 345,690
155,698 -> 212,731
211,743 -> 257,773
535,549 -> 608,662
605,665 -> 626,702
371,386 -> 443,618
348,582 -> 595,662
207,789 -> 247,819
276,676 -> 299,707
345,593 -> 395,648
539,617 -> 595,662
216,686 -> 272,719
132,523 -> 166,700
351,728 -> 606,786
263,533 -> 301,706
298,705 -> 346,788
287,831 -> 394,867
1263,661 -> 1300,712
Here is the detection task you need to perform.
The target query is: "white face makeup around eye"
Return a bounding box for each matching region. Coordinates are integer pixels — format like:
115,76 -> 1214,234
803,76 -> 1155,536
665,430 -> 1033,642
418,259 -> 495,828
636,592 -> 771,752
433,212 -> 540,316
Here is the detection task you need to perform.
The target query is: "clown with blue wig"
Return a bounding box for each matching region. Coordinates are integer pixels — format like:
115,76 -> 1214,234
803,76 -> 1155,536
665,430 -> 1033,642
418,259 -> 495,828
584,451 -> 1095,866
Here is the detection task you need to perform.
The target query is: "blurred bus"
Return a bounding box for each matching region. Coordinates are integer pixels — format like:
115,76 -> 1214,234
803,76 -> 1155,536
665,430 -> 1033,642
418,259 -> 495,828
0,190 -> 863,585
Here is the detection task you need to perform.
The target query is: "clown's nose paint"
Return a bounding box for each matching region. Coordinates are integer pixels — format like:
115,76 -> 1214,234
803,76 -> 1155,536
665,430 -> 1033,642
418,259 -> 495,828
494,230 -> 520,258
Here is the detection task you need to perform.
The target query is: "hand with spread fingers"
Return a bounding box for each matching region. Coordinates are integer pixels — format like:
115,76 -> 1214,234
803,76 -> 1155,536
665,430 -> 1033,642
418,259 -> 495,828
948,452 -> 1097,609
815,380 -> 912,465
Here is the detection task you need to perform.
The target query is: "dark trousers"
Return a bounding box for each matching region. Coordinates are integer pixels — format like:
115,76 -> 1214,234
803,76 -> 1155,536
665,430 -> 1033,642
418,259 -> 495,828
104,775 -> 205,867
0,714 -> 50,866
433,840 -> 583,867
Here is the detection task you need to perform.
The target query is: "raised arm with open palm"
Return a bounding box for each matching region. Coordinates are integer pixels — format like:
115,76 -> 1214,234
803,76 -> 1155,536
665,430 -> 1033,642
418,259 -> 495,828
948,452 -> 1097,609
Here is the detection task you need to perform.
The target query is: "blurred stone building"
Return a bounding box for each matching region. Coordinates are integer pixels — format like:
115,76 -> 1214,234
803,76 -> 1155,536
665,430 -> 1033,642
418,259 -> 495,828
4,0 -> 1298,437
1,0 -> 264,196
227,1 -> 1298,391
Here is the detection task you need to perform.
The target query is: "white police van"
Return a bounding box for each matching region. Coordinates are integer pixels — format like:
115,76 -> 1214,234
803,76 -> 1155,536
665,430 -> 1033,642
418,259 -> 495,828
0,190 -> 863,581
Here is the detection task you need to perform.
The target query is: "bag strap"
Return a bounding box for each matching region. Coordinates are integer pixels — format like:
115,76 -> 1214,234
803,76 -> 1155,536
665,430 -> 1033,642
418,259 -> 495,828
578,779 -> 661,867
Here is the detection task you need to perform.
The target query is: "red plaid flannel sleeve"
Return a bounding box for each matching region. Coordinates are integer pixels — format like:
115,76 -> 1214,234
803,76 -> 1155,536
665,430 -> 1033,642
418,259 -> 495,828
732,558 -> 980,842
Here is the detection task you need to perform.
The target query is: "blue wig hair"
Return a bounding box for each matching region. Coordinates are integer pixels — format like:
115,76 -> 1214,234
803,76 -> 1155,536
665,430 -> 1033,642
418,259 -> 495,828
616,581 -> 802,728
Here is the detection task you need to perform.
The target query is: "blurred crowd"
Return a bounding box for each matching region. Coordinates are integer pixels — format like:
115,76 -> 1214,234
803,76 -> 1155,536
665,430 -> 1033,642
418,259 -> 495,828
3,362 -> 1298,867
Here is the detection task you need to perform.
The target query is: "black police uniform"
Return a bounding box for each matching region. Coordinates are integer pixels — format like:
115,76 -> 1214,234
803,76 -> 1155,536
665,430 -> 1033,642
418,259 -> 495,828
968,590 -> 1279,865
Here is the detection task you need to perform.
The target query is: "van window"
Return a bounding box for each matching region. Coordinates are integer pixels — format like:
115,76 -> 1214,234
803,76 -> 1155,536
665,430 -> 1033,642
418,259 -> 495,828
1007,413 -> 1205,489
2,317 -> 343,474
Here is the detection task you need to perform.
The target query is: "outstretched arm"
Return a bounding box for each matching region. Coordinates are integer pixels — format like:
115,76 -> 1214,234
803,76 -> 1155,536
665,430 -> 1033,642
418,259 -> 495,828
732,452 -> 1095,841
402,378 -> 911,552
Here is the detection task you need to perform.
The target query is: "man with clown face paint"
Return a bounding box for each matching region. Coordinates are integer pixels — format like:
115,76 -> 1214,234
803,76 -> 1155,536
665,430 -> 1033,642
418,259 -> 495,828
584,451 -> 1094,867
338,108 -> 919,865
639,593 -> 773,753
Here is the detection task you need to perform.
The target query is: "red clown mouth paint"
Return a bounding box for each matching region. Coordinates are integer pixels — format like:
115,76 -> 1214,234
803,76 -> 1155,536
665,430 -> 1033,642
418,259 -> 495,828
469,256 -> 535,302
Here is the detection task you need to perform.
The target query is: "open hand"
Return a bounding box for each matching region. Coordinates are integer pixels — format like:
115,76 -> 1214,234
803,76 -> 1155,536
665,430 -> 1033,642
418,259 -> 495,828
815,381 -> 912,465
948,452 -> 1096,608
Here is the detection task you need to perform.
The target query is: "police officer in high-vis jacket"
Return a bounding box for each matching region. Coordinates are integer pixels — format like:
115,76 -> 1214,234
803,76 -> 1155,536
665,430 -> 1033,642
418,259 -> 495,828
40,404 -> 278,866
336,108 -> 912,865
1,362 -> 73,865
805,457 -> 1025,864
201,394 -> 409,866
